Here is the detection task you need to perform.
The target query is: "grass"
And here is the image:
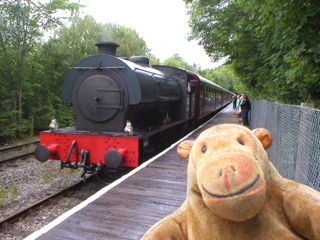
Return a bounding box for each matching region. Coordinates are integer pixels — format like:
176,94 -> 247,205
10,184 -> 17,201
42,167 -> 61,184
0,184 -> 19,208
0,188 -> 7,208
41,162 -> 81,184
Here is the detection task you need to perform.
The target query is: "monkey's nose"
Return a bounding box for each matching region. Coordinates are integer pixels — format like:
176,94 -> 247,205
219,166 -> 237,192
219,166 -> 236,177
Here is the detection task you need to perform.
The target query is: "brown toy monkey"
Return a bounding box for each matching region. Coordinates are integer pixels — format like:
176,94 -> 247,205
141,124 -> 320,240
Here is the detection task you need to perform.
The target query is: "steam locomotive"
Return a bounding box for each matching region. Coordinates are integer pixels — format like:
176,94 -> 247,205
34,42 -> 233,182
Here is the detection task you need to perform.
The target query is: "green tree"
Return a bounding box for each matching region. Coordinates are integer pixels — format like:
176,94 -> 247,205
0,0 -> 80,140
242,0 -> 320,104
100,23 -> 150,58
22,42 -> 76,135
148,53 -> 161,65
163,53 -> 198,72
186,0 -> 320,107
49,16 -> 151,63
199,65 -> 238,92
187,0 -> 263,93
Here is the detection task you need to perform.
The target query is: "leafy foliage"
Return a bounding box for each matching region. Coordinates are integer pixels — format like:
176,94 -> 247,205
187,0 -> 320,107
100,23 -> 150,58
163,53 -> 199,72
0,0 -> 81,141
199,65 -> 238,93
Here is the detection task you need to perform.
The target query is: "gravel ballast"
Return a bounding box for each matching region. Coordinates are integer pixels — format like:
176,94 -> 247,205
0,140 -> 104,240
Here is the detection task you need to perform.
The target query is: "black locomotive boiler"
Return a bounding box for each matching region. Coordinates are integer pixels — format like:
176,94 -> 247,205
35,42 -> 233,181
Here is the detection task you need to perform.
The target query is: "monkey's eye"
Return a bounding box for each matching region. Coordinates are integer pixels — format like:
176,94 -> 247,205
202,145 -> 207,153
237,138 -> 245,145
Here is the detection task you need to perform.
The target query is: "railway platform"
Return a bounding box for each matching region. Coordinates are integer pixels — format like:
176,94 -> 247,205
26,104 -> 239,240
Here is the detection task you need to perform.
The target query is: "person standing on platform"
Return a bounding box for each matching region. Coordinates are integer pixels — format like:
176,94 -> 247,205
240,93 -> 251,126
232,95 -> 237,109
236,95 -> 241,110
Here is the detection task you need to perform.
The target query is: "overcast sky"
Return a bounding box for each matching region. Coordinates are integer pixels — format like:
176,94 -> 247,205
75,0 -> 223,69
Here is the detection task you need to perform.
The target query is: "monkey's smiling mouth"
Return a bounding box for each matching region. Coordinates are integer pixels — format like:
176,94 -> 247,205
202,175 -> 260,198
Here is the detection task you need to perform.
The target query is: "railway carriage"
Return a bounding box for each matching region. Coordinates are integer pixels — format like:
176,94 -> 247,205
35,42 -> 233,182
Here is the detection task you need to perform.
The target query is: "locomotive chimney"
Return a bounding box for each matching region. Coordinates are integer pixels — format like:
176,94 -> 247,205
95,42 -> 119,56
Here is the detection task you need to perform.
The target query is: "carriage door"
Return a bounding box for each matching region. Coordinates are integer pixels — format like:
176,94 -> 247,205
188,74 -> 200,121
187,79 -> 195,119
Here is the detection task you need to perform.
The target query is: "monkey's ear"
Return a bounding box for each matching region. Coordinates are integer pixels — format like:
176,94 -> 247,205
177,140 -> 194,162
252,128 -> 272,150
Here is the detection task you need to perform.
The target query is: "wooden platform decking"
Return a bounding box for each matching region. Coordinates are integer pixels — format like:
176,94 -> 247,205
27,104 -> 240,240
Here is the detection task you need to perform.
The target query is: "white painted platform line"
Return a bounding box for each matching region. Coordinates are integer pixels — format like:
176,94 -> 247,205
24,105 -> 229,240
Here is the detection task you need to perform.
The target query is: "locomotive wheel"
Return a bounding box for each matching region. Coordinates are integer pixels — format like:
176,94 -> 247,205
95,170 -> 111,185
95,167 -> 119,185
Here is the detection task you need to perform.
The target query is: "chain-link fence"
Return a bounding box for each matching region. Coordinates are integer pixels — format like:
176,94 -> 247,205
250,100 -> 320,191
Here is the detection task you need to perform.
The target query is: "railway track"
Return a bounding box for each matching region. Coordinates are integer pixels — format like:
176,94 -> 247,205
0,141 -> 39,165
0,175 -> 95,231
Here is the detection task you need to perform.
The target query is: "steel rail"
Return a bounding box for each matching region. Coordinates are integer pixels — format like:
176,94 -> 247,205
0,152 -> 36,165
0,175 -> 95,230
0,141 -> 40,165
0,141 -> 40,154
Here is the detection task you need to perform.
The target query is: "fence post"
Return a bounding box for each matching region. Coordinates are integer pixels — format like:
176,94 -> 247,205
294,108 -> 309,185
301,102 -> 314,108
